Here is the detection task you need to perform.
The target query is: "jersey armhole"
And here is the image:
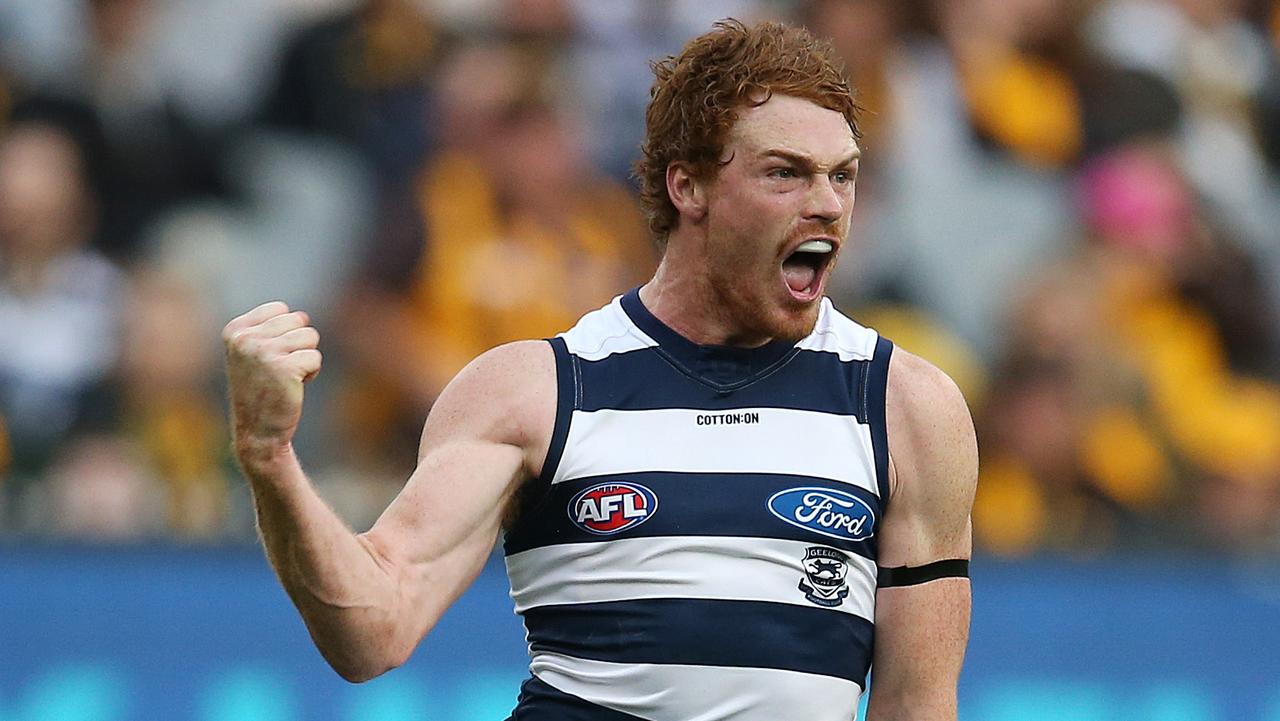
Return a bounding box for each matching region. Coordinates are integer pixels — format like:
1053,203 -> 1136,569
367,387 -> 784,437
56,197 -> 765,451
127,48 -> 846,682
864,335 -> 894,505
537,336 -> 577,486
503,337 -> 577,549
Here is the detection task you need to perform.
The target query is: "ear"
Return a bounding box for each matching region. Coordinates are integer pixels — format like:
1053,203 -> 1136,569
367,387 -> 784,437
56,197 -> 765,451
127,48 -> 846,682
666,161 -> 708,225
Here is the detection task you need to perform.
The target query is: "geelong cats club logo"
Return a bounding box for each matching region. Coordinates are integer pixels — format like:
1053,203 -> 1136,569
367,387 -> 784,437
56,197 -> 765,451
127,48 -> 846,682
799,547 -> 851,607
568,482 -> 658,535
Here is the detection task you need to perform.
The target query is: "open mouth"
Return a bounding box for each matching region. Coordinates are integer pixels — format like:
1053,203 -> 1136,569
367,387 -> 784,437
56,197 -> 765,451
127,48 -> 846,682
781,238 -> 835,301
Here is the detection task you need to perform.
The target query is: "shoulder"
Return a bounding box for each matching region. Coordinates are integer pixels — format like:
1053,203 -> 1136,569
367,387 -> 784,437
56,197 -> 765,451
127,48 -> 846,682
886,347 -> 973,440
458,339 -> 556,389
884,347 -> 978,538
419,340 -> 557,463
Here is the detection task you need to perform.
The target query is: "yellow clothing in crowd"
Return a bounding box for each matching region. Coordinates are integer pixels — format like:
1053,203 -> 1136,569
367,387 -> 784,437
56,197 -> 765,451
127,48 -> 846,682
408,150 -> 654,394
974,266 -> 1280,556
959,49 -> 1083,168
128,393 -> 230,537
1272,1 -> 1280,50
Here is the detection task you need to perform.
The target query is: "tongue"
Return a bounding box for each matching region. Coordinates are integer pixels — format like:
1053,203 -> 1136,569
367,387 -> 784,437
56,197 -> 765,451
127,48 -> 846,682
783,260 -> 816,293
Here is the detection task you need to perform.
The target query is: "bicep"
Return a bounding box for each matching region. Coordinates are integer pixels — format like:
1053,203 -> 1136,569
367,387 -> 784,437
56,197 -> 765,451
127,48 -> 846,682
867,350 -> 977,719
358,340 -> 554,642
363,435 -> 525,629
877,350 -> 977,567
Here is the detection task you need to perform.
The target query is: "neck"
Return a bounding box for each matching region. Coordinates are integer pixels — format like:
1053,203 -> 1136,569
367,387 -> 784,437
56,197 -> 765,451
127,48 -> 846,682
639,238 -> 774,348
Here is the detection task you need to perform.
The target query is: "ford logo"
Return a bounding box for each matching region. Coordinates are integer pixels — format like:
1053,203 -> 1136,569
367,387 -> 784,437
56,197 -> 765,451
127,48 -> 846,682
767,487 -> 876,542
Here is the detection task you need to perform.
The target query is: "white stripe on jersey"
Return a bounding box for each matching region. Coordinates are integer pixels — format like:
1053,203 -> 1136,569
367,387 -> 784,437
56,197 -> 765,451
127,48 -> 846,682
793,299 -> 879,362
559,295 -> 658,361
506,535 -> 877,620
788,307 -> 880,361
532,653 -> 863,721
552,407 -> 879,494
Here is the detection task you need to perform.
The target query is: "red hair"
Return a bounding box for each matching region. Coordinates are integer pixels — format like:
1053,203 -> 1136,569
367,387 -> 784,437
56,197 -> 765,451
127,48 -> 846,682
634,19 -> 860,245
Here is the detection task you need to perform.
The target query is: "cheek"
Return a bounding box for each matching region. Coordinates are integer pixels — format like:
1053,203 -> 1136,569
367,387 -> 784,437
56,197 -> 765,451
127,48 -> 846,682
711,187 -> 795,241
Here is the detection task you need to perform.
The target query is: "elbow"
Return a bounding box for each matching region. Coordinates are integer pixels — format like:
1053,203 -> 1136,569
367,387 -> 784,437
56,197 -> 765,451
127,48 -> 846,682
332,662 -> 383,685
321,634 -> 417,684
332,660 -> 394,685
327,647 -> 409,684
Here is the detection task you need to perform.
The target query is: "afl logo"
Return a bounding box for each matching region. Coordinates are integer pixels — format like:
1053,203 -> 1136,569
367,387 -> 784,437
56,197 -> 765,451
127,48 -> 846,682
568,482 -> 658,535
767,487 -> 876,542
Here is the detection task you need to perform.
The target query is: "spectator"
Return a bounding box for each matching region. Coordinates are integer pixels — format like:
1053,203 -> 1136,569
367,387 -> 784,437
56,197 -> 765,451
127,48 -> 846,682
68,0 -> 231,260
110,266 -> 237,538
259,0 -> 440,188
973,144 -> 1280,555
568,0 -> 773,178
335,42 -> 654,463
0,117 -> 125,526
1086,0 -> 1280,264
802,0 -> 902,153
25,248 -> 263,541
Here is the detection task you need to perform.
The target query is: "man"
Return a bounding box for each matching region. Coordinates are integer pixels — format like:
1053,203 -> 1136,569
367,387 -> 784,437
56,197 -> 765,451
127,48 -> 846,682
224,19 -> 976,721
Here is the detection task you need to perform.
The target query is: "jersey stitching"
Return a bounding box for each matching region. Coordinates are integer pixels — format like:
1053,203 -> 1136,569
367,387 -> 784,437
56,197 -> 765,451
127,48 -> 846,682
802,327 -> 875,361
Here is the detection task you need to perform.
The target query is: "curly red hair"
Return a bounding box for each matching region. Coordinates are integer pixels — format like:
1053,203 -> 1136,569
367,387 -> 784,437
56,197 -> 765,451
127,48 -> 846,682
634,19 -> 860,245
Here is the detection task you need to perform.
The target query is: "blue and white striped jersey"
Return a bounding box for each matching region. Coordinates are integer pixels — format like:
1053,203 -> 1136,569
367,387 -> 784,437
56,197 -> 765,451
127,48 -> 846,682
503,287 -> 893,721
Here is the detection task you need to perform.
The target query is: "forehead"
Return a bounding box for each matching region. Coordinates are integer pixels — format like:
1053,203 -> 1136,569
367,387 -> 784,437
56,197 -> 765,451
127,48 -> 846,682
725,94 -> 858,162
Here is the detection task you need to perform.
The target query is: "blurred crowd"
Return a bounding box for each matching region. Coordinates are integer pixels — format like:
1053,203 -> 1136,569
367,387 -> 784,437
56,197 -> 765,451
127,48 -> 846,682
0,0 -> 1278,556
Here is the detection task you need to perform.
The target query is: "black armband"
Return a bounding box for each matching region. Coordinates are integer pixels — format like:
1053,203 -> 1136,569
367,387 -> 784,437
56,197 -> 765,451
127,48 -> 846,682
877,559 -> 970,588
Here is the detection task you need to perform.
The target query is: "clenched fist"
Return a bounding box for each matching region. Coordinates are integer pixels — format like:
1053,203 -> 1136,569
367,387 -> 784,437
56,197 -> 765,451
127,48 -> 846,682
223,301 -> 322,468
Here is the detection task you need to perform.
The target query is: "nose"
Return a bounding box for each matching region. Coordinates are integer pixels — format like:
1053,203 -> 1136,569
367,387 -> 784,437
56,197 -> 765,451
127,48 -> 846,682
804,175 -> 846,225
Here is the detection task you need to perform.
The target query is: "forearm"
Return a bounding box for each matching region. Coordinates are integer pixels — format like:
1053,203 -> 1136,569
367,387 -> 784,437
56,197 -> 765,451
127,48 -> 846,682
865,687 -> 957,721
240,444 -> 408,681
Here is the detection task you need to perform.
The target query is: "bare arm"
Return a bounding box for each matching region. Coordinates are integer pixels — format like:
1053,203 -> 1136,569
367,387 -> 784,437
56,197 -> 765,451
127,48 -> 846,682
223,302 -> 554,682
865,349 -> 978,721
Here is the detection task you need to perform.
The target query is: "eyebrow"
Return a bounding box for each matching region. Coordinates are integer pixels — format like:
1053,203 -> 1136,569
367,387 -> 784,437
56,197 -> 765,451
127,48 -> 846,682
760,147 -> 862,172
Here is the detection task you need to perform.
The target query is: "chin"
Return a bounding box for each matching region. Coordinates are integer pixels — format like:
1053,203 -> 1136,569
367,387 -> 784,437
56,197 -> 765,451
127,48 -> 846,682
712,268 -> 823,344
762,300 -> 822,343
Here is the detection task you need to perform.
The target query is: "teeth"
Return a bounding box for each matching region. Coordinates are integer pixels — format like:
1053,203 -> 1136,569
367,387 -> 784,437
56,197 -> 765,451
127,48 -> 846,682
795,239 -> 833,254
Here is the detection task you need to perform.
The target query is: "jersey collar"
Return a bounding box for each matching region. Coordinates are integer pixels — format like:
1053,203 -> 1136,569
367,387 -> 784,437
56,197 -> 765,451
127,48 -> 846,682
620,287 -> 800,389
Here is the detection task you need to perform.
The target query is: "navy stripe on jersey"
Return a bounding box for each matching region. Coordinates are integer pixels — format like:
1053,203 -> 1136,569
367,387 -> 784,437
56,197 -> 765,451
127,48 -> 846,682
539,336 -> 577,486
524,598 -> 874,685
865,336 -> 894,502
502,471 -> 881,559
575,347 -> 869,416
506,676 -> 650,721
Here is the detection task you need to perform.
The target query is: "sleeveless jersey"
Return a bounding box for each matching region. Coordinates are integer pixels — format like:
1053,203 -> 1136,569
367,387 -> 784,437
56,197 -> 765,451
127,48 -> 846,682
502,288 -> 894,721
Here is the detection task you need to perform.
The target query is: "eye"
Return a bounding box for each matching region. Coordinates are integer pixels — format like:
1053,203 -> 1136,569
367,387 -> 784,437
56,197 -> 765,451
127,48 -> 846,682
832,170 -> 854,185
769,167 -> 798,179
